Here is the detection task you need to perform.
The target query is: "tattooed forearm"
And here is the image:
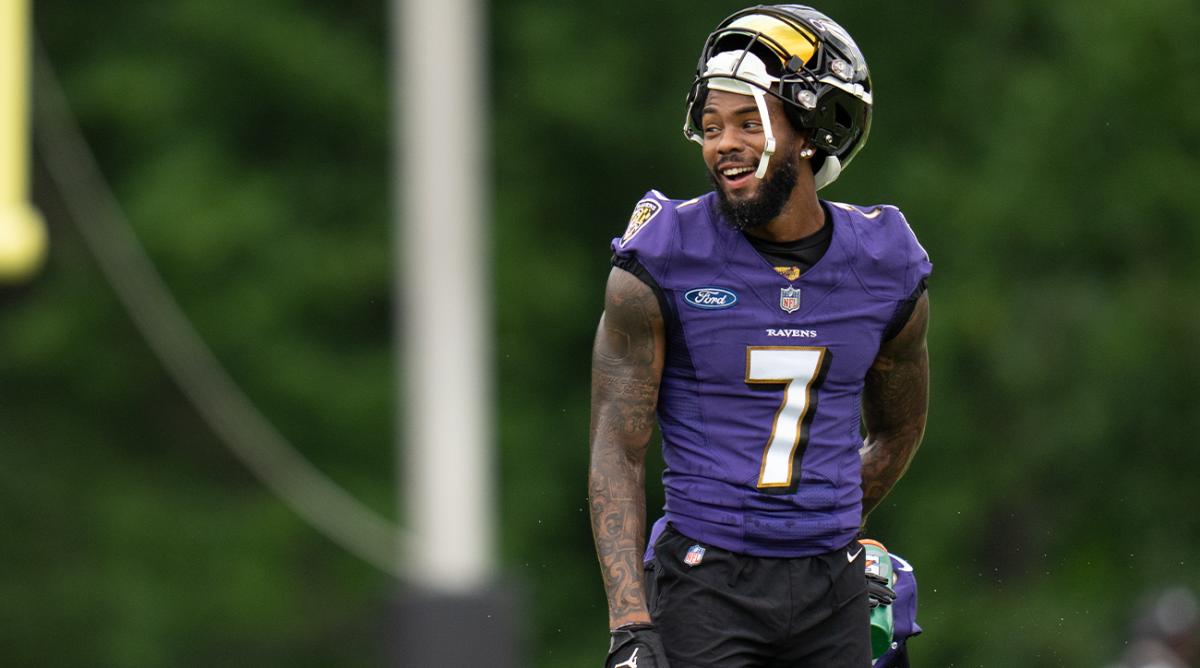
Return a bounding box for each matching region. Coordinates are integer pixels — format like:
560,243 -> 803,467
861,292 -> 930,521
589,268 -> 665,628
589,442 -> 649,626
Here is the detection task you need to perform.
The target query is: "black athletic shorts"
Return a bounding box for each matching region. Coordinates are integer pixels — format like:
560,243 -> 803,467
645,524 -> 871,668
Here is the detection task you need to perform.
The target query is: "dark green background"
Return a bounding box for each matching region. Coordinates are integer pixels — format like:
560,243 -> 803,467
5,1 -> 1198,665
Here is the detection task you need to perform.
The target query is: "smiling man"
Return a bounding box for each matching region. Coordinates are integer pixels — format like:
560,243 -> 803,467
589,5 -> 932,667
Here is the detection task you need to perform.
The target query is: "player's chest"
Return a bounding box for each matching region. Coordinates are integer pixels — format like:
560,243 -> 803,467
669,276 -> 891,387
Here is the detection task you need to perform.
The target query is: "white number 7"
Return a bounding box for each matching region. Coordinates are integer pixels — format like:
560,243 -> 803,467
745,347 -> 828,490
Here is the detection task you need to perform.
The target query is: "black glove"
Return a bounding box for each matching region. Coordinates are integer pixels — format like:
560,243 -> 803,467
866,571 -> 897,608
606,623 -> 669,668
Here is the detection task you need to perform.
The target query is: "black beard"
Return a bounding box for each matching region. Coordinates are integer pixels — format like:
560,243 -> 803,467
709,152 -> 800,231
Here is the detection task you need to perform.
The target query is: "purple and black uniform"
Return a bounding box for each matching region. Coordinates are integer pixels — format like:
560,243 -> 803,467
611,190 -> 931,561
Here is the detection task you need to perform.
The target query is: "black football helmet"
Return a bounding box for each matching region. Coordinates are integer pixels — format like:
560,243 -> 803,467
684,4 -> 873,189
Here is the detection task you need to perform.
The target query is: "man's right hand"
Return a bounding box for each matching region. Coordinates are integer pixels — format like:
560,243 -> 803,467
606,623 -> 669,668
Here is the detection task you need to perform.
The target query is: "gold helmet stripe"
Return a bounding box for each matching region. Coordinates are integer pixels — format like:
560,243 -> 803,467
725,14 -> 817,67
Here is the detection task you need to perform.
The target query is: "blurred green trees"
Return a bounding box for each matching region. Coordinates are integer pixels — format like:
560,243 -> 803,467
2,0 -> 1197,666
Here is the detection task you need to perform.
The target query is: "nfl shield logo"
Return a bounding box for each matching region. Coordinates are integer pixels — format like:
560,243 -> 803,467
779,286 -> 801,313
684,544 -> 706,567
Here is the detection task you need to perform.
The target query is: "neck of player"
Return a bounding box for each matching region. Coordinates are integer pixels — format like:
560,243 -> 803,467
744,166 -> 825,244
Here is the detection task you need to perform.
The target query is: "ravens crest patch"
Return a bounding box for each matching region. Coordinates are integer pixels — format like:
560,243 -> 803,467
774,266 -> 802,282
620,198 -> 663,247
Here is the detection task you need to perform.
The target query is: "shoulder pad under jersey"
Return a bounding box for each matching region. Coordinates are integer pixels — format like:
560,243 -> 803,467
829,201 -> 931,300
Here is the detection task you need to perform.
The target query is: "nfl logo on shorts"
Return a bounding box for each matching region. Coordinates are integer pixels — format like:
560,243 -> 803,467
684,544 -> 706,567
779,286 -> 801,313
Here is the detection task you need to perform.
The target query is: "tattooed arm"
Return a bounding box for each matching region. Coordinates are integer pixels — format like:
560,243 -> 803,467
861,291 -> 930,524
589,266 -> 666,629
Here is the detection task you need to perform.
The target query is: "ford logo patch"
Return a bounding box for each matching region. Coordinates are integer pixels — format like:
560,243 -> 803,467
683,287 -> 738,310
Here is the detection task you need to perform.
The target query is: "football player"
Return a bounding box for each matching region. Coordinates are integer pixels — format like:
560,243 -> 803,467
589,5 -> 931,667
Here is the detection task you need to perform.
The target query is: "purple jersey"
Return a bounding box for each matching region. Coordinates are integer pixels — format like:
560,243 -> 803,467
612,190 -> 931,558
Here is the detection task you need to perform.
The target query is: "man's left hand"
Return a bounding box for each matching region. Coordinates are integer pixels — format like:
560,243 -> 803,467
606,623 -> 669,668
866,571 -> 896,608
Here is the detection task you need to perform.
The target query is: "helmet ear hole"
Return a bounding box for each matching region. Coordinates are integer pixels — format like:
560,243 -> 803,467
834,104 -> 852,130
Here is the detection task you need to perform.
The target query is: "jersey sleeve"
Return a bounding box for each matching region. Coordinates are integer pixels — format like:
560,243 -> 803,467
844,203 -> 932,301
610,190 -> 679,283
881,207 -> 931,341
893,208 -> 932,298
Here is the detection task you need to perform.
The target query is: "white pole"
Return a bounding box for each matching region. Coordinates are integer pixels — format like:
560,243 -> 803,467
392,0 -> 493,592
